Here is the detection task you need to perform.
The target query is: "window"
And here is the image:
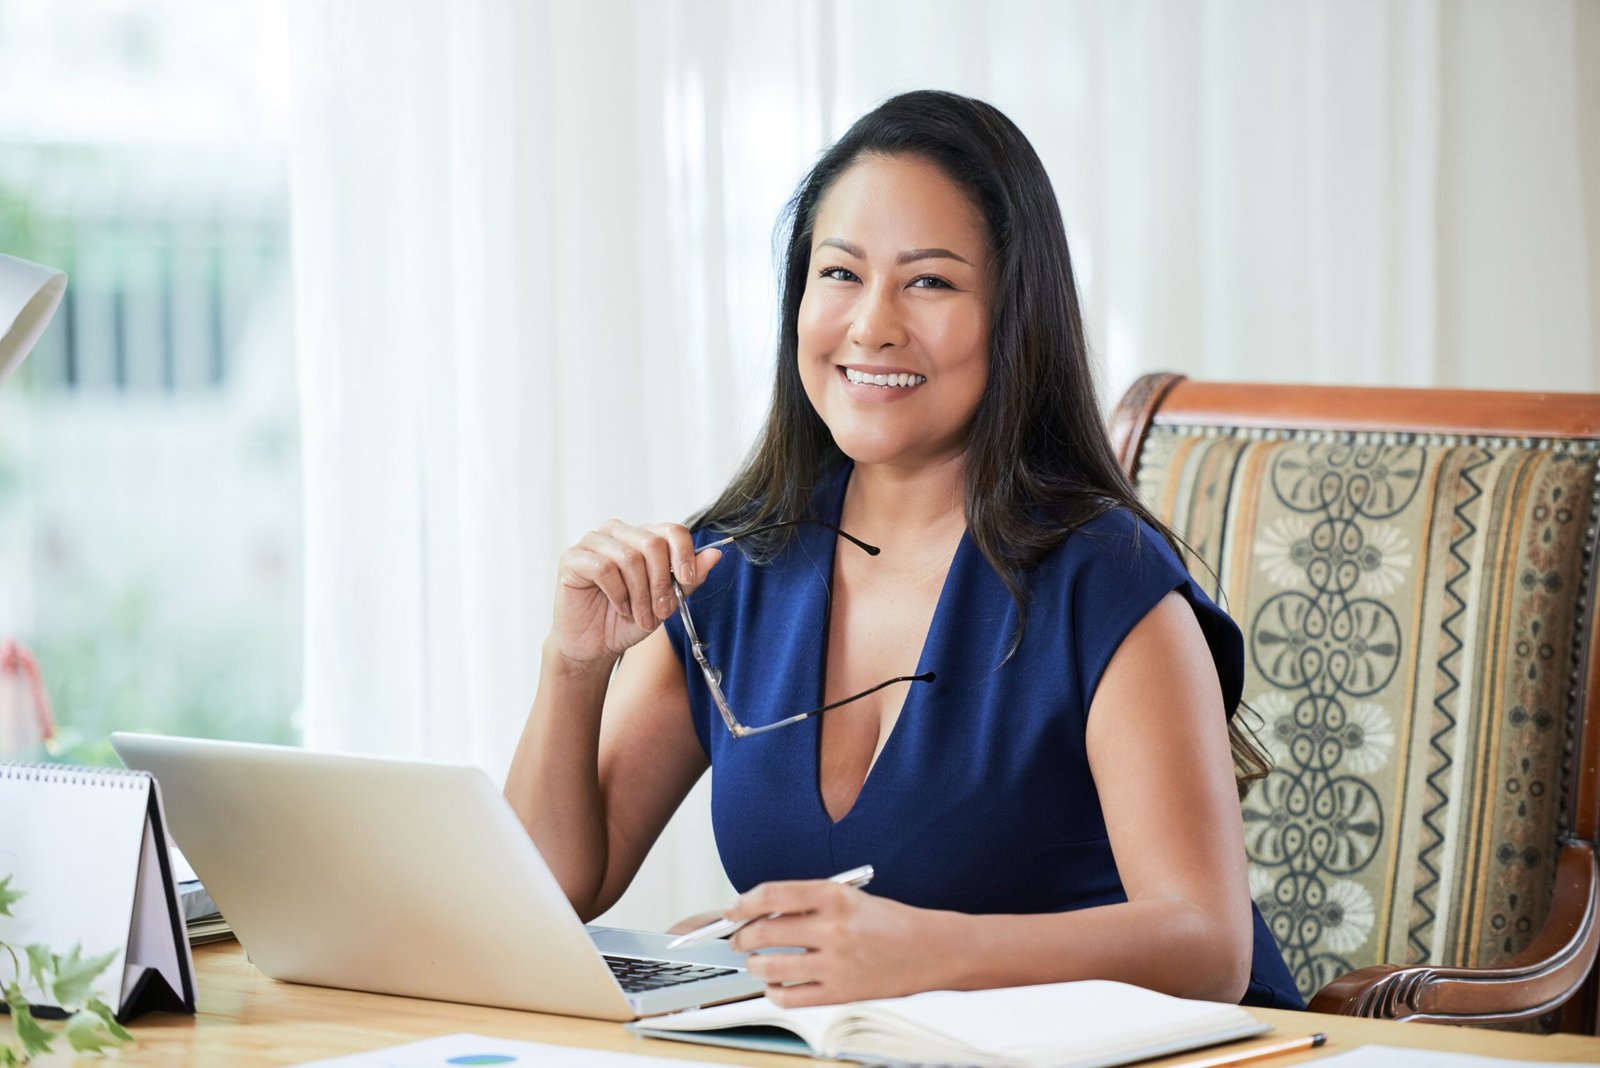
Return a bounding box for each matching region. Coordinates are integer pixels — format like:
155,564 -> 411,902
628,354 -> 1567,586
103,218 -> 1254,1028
0,0 -> 299,764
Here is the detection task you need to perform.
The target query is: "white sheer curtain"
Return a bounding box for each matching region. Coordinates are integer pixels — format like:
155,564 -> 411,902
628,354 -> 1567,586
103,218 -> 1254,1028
287,0 -> 1599,930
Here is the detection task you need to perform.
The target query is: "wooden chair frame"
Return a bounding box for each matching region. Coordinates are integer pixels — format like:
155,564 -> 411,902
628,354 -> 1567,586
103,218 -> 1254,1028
1109,373 -> 1600,1033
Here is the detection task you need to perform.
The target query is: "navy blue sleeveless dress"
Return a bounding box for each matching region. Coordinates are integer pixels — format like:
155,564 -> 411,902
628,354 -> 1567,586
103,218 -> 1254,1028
663,466 -> 1303,1009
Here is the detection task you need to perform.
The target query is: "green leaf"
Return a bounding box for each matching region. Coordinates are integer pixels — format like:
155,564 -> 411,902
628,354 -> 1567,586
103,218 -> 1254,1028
64,1006 -> 126,1054
22,945 -> 52,995
0,1043 -> 20,1066
47,944 -> 118,1008
84,998 -> 133,1042
0,877 -> 20,919
2,982 -> 53,1057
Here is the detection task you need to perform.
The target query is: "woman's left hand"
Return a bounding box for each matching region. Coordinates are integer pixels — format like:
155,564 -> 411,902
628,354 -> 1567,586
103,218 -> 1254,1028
725,878 -> 941,1007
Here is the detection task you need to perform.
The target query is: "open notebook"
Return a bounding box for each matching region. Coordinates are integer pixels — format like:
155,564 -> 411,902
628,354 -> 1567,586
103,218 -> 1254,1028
628,979 -> 1269,1068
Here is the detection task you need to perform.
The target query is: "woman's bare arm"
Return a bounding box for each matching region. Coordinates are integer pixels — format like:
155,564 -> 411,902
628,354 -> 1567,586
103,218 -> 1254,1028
928,590 -> 1254,1000
503,523 -> 719,919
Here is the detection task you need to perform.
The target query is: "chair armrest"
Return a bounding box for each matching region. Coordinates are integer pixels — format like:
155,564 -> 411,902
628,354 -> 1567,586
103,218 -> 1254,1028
1308,844 -> 1600,1024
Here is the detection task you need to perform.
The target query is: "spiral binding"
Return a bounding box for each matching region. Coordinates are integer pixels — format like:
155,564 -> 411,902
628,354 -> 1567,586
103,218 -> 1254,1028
0,761 -> 150,788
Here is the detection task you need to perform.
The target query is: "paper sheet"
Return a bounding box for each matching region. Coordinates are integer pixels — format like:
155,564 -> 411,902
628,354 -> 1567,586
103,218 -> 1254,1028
168,842 -> 199,884
296,1033 -> 731,1068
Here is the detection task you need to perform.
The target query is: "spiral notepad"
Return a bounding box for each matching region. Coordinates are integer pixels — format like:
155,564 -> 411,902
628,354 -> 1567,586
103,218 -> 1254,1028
0,762 -> 195,1021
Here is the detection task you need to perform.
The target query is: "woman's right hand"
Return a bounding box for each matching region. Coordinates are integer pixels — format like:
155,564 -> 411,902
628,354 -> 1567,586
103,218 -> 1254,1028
548,520 -> 723,672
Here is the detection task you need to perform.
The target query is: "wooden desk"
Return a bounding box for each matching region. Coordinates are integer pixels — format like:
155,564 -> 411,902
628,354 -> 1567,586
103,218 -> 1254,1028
40,941 -> 1600,1066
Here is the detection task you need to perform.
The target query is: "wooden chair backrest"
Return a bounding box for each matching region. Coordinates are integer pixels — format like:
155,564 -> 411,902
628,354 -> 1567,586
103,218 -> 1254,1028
1111,374 -> 1600,1028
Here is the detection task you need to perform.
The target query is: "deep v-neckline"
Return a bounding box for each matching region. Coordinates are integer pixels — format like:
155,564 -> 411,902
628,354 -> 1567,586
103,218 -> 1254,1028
806,469 -> 967,826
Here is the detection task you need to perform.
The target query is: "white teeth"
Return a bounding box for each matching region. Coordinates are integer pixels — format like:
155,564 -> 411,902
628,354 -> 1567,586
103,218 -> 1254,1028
844,368 -> 926,388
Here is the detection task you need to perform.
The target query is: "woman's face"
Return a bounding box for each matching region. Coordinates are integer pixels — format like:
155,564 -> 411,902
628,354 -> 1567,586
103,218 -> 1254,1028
797,153 -> 992,470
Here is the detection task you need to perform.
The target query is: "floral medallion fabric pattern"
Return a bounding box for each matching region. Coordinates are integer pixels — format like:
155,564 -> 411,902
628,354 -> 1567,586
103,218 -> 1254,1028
1136,425 -> 1599,1000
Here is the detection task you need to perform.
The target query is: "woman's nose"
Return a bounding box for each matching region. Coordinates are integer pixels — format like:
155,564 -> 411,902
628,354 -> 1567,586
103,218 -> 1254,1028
847,283 -> 909,350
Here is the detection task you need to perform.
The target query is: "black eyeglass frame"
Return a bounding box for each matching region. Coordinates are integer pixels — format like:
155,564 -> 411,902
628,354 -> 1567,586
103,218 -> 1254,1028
670,520 -> 936,739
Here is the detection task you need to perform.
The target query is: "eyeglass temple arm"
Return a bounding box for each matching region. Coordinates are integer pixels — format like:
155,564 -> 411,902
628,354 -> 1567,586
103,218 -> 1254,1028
700,520 -> 880,557
733,671 -> 937,738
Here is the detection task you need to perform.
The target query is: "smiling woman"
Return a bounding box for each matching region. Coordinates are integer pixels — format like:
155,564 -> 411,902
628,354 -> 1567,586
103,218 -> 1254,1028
798,155 -> 991,471
503,89 -> 1301,1012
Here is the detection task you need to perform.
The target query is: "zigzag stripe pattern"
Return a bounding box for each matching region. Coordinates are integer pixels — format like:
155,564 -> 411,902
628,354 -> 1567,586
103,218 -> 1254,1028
1407,449 -> 1490,961
1142,425 -> 1591,1002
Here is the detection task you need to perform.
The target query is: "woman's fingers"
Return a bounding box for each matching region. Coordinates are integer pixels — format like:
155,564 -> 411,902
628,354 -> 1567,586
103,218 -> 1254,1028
604,521 -> 681,622
580,530 -> 655,631
726,879 -> 838,923
763,980 -> 830,1009
560,547 -> 632,618
732,912 -> 824,954
744,943 -> 822,984
561,520 -> 721,646
553,519 -> 722,667
727,880 -> 860,954
645,523 -> 701,589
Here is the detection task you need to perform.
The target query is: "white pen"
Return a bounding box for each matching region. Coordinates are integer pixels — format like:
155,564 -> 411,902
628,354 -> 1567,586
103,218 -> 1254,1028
666,864 -> 875,949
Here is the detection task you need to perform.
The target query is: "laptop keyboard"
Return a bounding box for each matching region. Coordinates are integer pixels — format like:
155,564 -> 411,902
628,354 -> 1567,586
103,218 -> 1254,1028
603,955 -> 738,994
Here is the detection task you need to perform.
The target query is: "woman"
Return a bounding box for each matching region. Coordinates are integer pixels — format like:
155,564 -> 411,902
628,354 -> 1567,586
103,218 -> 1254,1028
505,89 -> 1302,1010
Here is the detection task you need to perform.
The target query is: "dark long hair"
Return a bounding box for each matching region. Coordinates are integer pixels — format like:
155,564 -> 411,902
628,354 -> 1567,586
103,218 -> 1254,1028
693,90 -> 1269,795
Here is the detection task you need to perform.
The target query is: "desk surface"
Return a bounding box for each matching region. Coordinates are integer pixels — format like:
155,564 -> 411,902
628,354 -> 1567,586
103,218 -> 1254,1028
39,941 -> 1600,1066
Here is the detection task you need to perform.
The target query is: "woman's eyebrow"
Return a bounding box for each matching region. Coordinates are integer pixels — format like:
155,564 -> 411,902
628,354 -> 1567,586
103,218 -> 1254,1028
816,236 -> 973,267
899,247 -> 972,266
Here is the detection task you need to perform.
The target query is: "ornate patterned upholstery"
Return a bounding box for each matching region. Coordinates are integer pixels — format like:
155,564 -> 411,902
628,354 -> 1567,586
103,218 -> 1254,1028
1112,374 -> 1600,1030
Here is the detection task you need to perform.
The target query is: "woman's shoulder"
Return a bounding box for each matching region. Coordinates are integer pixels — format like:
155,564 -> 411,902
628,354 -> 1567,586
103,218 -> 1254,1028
1013,505 -> 1192,634
1038,503 -> 1187,580
1031,502 -> 1243,716
1066,502 -> 1156,540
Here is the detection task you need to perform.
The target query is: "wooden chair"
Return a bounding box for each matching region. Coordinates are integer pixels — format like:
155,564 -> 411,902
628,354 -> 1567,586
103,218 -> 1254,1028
1110,373 -> 1600,1032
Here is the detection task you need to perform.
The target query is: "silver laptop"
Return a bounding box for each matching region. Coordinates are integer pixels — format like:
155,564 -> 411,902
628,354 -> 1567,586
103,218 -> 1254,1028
110,732 -> 763,1020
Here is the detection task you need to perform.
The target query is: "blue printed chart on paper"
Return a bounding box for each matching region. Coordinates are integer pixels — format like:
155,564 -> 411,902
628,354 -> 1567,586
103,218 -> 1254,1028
295,1032 -> 728,1068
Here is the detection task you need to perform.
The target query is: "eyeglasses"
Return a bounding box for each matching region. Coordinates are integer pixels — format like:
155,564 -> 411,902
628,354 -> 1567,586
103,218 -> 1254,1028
671,520 -> 936,739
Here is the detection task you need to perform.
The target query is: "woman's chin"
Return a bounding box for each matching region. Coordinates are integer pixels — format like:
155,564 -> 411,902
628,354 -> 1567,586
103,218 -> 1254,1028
830,429 -> 963,470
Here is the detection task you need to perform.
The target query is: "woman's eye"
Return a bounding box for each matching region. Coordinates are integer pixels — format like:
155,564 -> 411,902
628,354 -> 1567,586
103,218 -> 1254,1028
818,266 -> 859,282
909,275 -> 953,289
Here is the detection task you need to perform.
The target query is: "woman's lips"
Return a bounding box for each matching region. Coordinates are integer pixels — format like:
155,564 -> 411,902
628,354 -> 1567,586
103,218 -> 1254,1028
838,365 -> 926,398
